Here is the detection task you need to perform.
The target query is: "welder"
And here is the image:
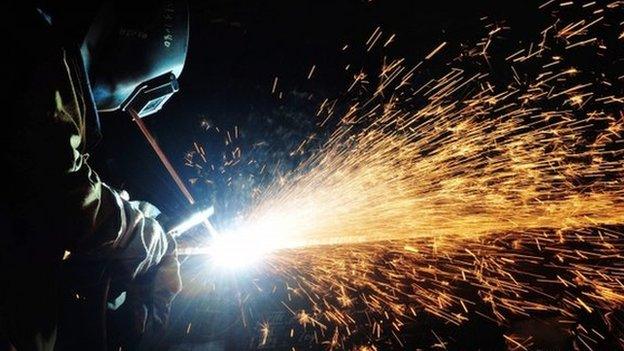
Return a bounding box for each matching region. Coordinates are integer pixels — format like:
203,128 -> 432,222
1,2 -> 188,350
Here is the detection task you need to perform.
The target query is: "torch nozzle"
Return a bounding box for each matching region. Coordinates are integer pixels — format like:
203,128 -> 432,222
168,206 -> 218,238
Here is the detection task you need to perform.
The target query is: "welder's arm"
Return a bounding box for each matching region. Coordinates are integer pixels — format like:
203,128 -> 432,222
93,188 -> 174,280
45,97 -> 180,286
6,19 -> 179,284
106,198 -> 182,333
19,70 -> 176,281
106,197 -> 182,298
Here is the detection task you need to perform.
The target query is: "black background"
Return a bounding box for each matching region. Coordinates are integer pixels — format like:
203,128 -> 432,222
92,0 -> 544,220
83,1 -> 621,349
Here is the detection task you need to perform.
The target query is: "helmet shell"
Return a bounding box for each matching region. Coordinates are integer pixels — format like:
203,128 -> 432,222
81,1 -> 189,112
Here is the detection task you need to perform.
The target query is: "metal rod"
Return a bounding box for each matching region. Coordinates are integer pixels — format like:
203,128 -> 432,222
128,108 -> 195,205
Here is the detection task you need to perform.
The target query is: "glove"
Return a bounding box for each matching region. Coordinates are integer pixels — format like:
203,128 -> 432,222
148,231 -> 182,329
128,200 -> 183,321
108,200 -> 182,341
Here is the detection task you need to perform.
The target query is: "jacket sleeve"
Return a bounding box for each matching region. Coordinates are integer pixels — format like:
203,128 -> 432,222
5,9 -> 168,280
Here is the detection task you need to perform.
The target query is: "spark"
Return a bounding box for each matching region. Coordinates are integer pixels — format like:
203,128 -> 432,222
425,41 -> 447,60
272,76 -> 279,94
307,65 -> 317,80
259,322 -> 270,346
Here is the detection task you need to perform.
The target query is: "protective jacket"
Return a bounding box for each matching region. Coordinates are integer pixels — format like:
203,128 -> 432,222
1,5 -> 181,350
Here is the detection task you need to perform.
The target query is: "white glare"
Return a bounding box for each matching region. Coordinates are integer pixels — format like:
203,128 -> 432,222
209,226 -> 272,269
206,212 -> 309,269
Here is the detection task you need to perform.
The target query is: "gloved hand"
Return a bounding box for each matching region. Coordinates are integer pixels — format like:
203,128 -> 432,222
147,231 -> 182,329
107,242 -> 181,349
121,235 -> 181,335
107,199 -> 182,341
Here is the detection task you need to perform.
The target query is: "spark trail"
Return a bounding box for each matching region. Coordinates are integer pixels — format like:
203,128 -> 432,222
228,5 -> 624,250
242,110 -> 624,250
186,1 -> 624,349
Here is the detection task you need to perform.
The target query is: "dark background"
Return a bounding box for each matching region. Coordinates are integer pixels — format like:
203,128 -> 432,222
85,1 -> 598,350
92,0 -> 544,220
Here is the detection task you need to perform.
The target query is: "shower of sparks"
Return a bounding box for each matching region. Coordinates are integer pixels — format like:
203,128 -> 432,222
185,1 -> 624,349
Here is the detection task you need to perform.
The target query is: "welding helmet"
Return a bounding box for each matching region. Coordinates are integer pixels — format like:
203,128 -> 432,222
81,0 -> 189,118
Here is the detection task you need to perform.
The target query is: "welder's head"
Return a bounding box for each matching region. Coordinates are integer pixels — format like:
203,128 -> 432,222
81,1 -> 189,118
